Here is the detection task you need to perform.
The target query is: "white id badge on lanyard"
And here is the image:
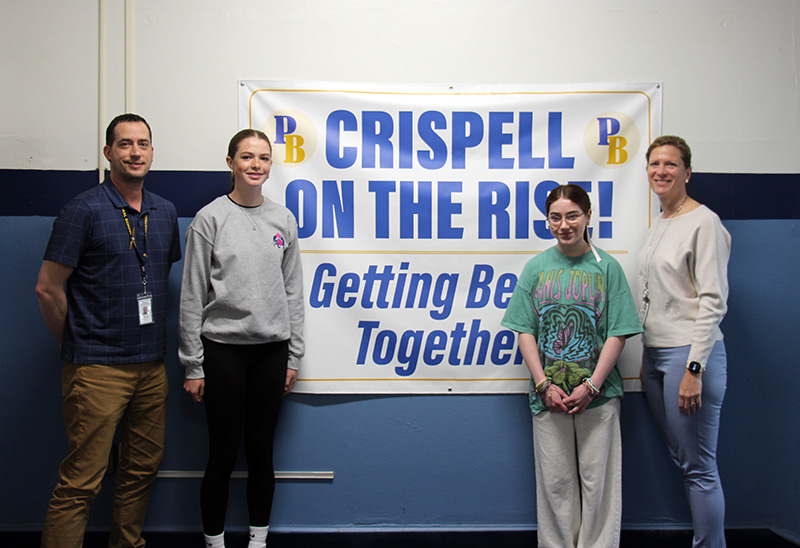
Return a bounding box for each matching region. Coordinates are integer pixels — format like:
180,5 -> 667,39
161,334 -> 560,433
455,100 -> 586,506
638,293 -> 650,325
137,292 -> 154,325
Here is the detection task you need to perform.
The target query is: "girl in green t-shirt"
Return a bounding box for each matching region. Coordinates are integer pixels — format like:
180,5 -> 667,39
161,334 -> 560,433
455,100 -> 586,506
501,184 -> 641,548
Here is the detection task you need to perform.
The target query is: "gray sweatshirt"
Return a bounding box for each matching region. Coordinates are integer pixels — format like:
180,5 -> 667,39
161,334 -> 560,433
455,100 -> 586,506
178,195 -> 304,378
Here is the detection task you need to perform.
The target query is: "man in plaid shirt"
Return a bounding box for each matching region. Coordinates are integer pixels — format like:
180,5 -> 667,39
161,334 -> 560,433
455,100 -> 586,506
35,113 -> 181,548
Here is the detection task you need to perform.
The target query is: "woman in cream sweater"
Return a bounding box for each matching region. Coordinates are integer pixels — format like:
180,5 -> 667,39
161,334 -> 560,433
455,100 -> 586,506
638,135 -> 731,548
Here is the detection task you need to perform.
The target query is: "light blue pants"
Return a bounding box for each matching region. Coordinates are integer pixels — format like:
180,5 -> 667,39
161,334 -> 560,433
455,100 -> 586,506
642,341 -> 727,548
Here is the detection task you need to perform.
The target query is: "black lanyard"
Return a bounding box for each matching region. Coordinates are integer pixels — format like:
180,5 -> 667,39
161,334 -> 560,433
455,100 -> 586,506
122,208 -> 149,293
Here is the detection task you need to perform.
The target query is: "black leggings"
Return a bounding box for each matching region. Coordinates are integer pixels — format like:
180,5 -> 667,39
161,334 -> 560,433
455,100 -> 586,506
200,337 -> 288,535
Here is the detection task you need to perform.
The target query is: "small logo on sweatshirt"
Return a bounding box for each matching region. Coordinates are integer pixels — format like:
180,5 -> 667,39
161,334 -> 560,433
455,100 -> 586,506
273,232 -> 285,249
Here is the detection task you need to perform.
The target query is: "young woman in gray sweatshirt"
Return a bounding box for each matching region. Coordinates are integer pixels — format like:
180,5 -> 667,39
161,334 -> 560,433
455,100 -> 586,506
179,129 -> 304,548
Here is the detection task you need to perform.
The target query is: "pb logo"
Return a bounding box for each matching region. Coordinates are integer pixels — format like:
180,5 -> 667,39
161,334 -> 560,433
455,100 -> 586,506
260,110 -> 318,168
583,112 -> 640,169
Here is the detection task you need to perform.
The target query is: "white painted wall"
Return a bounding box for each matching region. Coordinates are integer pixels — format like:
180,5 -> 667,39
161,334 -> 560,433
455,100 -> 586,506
2,0 -> 798,173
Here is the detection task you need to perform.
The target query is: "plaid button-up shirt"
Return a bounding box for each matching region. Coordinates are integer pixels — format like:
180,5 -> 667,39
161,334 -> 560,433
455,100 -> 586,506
44,180 -> 181,364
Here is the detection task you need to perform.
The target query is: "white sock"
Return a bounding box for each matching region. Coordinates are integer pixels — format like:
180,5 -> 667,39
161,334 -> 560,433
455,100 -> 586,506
247,525 -> 269,548
204,531 -> 225,548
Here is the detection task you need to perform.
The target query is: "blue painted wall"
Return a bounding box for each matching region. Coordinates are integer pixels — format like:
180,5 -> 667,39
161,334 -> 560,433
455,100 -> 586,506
1,172 -> 798,539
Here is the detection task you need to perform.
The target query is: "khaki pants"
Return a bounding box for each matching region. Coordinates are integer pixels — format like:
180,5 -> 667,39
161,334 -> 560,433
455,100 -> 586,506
532,399 -> 622,548
41,361 -> 168,548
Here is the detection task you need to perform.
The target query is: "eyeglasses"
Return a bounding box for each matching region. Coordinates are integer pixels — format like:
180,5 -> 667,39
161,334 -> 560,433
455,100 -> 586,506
547,212 -> 585,225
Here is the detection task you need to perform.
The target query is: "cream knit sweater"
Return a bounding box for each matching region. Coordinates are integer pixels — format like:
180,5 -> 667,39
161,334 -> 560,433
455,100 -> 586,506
637,205 -> 731,366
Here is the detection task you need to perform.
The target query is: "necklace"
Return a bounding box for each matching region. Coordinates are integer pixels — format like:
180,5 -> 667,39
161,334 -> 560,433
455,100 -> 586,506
640,195 -> 689,323
228,195 -> 260,231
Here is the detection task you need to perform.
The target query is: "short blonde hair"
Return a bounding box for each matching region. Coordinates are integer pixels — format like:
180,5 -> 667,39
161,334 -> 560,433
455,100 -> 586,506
646,135 -> 692,169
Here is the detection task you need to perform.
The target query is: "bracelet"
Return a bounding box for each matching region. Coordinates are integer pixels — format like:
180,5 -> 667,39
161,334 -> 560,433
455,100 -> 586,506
534,378 -> 552,394
582,378 -> 600,398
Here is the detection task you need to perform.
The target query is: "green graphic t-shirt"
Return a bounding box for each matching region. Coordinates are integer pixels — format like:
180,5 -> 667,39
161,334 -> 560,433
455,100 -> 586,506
501,246 -> 642,415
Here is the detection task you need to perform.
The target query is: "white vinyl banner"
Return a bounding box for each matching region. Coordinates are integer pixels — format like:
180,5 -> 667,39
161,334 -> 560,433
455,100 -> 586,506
240,81 -> 662,394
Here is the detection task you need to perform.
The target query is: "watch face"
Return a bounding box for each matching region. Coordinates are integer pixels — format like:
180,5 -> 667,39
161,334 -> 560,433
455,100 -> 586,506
688,361 -> 702,373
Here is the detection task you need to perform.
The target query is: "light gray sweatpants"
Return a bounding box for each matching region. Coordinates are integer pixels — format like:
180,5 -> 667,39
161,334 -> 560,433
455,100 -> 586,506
532,398 -> 621,548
